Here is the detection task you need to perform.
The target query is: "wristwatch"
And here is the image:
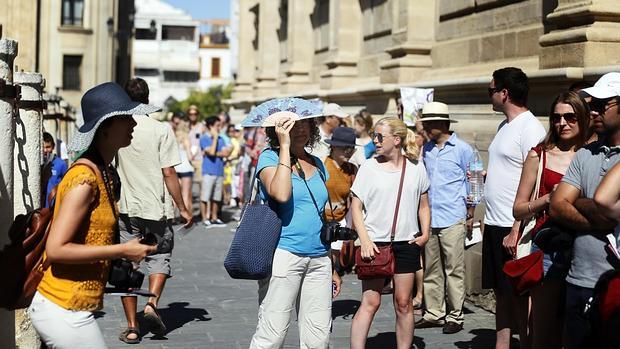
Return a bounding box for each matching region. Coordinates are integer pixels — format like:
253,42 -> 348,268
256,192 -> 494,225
466,213 -> 474,220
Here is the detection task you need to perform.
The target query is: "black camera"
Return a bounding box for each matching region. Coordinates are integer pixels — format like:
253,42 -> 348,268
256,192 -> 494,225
108,259 -> 145,290
320,221 -> 358,244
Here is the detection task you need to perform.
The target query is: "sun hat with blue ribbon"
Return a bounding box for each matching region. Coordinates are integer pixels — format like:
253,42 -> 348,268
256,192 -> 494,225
68,82 -> 160,152
241,97 -> 323,127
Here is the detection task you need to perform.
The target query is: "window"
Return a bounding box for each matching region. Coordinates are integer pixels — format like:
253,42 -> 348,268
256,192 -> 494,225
61,0 -> 84,26
361,0 -> 392,40
62,55 -> 82,90
135,28 -> 157,40
312,0 -> 329,53
163,71 -> 199,82
134,68 -> 159,77
162,26 -> 195,41
211,58 -> 221,78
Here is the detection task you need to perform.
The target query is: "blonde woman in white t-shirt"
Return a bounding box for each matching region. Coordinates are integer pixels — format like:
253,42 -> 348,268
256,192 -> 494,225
349,117 -> 431,349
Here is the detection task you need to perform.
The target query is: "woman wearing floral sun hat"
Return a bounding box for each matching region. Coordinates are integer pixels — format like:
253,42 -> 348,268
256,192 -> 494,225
27,82 -> 158,348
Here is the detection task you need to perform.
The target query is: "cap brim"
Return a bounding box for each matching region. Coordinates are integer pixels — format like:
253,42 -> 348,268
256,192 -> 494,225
325,139 -> 358,147
580,86 -> 618,99
68,103 -> 161,152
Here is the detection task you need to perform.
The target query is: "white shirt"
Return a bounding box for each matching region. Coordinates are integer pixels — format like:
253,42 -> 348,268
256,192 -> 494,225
307,125 -> 331,160
351,158 -> 430,242
117,115 -> 181,220
484,111 -> 546,227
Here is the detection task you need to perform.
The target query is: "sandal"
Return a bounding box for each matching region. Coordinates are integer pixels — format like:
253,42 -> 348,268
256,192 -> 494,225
119,327 -> 141,344
412,298 -> 422,310
144,302 -> 166,336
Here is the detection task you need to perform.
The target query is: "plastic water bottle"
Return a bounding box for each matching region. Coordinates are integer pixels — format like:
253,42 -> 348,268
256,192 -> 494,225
468,148 -> 484,205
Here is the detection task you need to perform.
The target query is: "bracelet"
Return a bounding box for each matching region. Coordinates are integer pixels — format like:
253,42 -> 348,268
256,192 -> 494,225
527,202 -> 532,213
466,213 -> 474,220
278,162 -> 292,171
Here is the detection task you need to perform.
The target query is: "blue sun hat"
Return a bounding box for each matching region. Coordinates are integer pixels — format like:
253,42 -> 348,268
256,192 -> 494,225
241,97 -> 323,127
68,82 -> 160,152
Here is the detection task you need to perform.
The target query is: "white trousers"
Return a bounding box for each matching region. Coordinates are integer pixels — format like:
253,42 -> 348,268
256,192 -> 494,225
27,292 -> 107,349
250,248 -> 332,349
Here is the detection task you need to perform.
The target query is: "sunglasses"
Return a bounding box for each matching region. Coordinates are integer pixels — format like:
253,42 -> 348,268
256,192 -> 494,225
550,112 -> 578,124
369,132 -> 394,143
487,87 -> 503,97
588,98 -> 619,114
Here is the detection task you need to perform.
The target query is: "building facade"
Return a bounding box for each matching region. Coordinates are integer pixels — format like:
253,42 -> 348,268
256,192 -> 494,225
198,20 -> 233,91
133,0 -> 200,108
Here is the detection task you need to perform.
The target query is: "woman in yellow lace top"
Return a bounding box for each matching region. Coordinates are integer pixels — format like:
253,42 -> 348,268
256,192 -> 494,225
27,82 -> 159,349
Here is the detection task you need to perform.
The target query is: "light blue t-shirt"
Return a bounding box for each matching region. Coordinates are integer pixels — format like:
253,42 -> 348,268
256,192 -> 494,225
256,149 -> 329,257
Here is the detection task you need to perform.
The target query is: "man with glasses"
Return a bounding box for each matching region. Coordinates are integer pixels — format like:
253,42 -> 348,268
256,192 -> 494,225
414,102 -> 474,334
549,72 -> 620,349
484,67 -> 546,349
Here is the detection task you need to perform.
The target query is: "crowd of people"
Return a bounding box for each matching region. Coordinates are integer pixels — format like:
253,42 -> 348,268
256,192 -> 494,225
29,67 -> 620,349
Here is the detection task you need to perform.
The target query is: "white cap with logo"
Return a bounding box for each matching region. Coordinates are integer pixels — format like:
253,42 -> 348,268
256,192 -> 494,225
581,72 -> 620,99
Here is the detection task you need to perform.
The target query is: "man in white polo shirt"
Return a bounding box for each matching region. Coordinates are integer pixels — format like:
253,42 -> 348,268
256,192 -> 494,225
484,67 -> 546,349
309,102 -> 350,160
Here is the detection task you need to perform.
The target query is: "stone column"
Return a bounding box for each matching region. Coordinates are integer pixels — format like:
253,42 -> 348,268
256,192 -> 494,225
280,0 -> 314,93
254,0 -> 280,97
379,0 -> 434,83
13,72 -> 45,349
0,38 -> 18,349
540,0 -> 620,69
319,0 -> 362,90
232,0 -> 256,100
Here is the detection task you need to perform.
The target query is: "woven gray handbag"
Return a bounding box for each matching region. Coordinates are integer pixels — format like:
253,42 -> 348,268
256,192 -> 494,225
224,170 -> 282,280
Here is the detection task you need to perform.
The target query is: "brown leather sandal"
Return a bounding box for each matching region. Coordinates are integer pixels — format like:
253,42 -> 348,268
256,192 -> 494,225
144,302 -> 166,336
119,327 -> 141,344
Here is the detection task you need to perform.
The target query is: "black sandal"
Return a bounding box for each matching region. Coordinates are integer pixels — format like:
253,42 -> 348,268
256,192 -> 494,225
144,302 -> 166,336
119,327 -> 141,344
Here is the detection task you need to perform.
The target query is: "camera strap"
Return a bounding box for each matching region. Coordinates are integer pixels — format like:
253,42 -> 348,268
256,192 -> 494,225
294,155 -> 335,224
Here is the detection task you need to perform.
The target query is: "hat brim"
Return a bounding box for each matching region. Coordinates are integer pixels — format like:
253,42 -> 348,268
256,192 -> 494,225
580,86 -> 618,99
419,116 -> 458,123
325,139 -> 358,147
68,103 -> 161,152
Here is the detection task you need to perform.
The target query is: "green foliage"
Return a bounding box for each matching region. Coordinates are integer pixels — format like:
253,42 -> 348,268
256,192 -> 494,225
167,84 -> 233,120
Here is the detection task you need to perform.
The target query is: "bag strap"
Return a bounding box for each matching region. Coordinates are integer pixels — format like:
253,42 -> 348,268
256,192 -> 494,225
296,156 -> 334,223
390,158 -> 407,242
531,147 -> 545,202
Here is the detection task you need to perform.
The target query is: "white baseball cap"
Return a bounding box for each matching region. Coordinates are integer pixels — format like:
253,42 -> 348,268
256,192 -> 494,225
323,103 -> 349,118
581,72 -> 620,99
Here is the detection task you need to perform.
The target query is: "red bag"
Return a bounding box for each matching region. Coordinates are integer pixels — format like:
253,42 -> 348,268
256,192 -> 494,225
355,158 -> 406,280
503,250 -> 544,295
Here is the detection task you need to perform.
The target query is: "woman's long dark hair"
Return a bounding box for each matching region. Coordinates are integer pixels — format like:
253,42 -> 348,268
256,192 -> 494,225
541,91 -> 590,151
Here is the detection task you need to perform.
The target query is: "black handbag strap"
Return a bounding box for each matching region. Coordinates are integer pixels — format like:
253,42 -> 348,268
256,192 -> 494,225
390,158 -> 407,242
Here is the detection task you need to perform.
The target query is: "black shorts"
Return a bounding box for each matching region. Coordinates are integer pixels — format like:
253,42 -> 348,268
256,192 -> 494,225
376,241 -> 422,274
482,224 -> 513,293
177,171 -> 193,179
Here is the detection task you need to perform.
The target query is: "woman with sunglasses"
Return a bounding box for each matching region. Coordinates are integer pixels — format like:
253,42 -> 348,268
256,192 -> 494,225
349,117 -> 431,349
512,91 -> 590,349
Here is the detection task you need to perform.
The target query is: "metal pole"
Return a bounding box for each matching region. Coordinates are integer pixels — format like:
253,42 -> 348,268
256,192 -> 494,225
0,37 -> 18,349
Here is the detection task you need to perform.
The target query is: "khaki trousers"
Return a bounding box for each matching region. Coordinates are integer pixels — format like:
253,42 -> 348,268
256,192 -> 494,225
250,248 -> 332,349
423,220 -> 466,324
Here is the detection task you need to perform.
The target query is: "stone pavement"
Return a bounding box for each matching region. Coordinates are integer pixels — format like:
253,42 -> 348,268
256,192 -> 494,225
95,216 -> 497,348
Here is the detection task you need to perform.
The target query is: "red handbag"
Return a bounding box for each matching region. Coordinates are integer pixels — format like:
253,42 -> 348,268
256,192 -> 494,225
503,250 -> 544,295
355,158 -> 406,280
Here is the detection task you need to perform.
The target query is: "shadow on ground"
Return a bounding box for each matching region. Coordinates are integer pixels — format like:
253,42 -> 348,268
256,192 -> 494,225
454,328 -> 520,348
366,332 -> 425,349
138,301 -> 212,340
332,299 -> 360,320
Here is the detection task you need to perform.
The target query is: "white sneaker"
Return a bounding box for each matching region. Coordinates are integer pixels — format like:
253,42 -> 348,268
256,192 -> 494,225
211,219 -> 226,227
203,220 -> 212,227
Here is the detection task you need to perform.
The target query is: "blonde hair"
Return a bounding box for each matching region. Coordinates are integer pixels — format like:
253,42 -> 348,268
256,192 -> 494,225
375,117 -> 420,160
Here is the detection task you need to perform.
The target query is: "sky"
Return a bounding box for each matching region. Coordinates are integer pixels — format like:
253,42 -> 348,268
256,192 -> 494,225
164,0 -> 231,20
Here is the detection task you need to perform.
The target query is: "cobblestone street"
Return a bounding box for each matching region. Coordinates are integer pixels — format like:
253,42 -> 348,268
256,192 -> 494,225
95,212 -> 496,349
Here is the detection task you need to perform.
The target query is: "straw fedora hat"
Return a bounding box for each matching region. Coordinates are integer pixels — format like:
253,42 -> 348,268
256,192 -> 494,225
419,102 -> 458,123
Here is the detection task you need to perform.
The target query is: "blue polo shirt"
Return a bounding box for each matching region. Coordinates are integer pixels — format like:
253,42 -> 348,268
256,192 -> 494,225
200,134 -> 225,176
422,133 -> 474,228
45,155 -> 67,207
256,149 -> 329,257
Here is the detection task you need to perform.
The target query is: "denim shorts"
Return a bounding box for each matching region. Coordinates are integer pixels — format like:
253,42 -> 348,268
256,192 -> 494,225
531,242 -> 569,280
